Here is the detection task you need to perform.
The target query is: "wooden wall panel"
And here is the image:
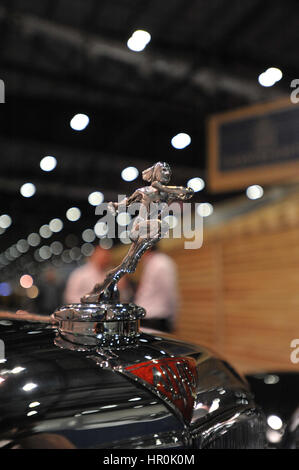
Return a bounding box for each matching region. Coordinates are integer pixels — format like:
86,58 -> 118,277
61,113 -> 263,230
112,194 -> 299,373
163,194 -> 299,374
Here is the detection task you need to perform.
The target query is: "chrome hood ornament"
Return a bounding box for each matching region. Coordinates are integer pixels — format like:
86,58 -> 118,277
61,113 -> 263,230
54,162 -> 193,349
82,161 -> 193,303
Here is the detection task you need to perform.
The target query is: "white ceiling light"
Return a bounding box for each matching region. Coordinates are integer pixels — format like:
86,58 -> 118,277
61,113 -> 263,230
27,233 -> 41,247
66,207 -> 81,222
82,229 -> 96,243
29,401 -> 40,408
127,30 -> 151,52
70,247 -> 81,261
81,243 -> 95,257
88,191 -> 104,206
94,221 -> 108,237
119,230 -> 131,244
187,177 -> 205,192
4,249 -> 13,261
50,241 -> 63,255
9,246 -> 20,258
267,415 -> 283,430
197,203 -> 214,217
171,133 -> 191,149
16,239 -> 29,253
258,67 -> 283,87
40,156 -> 57,172
22,382 -> 38,392
0,214 -> 12,229
116,212 -> 131,226
33,250 -> 43,262
163,215 -> 178,229
11,366 -> 26,374
99,238 -> 113,249
246,185 -> 264,200
121,166 -> 139,182
61,250 -> 72,264
39,224 -> 52,239
39,246 -> 51,260
20,183 -> 36,198
70,113 -> 90,131
49,218 -> 64,233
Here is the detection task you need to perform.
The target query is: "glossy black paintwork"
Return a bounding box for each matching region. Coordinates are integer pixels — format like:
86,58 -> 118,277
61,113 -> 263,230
246,372 -> 299,448
0,319 -> 265,448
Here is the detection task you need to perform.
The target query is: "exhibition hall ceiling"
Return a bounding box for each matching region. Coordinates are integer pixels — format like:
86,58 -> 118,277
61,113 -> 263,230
0,0 -> 297,252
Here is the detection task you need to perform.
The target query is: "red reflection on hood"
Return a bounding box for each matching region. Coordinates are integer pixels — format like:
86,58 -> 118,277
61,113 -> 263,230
125,357 -> 198,422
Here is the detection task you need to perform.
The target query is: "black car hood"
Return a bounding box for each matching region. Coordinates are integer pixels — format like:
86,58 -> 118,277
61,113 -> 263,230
0,319 -> 257,449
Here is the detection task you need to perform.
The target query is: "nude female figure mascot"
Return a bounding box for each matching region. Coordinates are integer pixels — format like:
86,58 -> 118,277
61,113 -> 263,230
82,162 -> 193,303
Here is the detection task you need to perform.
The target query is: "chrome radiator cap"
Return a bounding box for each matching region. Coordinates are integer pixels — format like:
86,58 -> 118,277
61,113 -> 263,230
53,293 -> 145,350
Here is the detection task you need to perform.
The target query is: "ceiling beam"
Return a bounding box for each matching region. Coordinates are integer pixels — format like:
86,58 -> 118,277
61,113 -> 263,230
0,6 -> 284,102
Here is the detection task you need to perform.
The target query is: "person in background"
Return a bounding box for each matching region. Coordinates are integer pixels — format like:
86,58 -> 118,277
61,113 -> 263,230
135,246 -> 178,333
64,246 -> 110,304
118,275 -> 136,304
37,266 -> 64,315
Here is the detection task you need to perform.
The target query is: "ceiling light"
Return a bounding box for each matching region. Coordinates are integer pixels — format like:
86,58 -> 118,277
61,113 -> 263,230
22,382 -> 37,392
49,218 -> 63,232
264,374 -> 280,385
39,246 -> 51,260
82,229 -> 96,243
121,166 -> 139,182
116,213 -> 131,226
81,243 -> 95,257
40,156 -> 57,172
70,113 -> 90,131
0,214 -> 12,229
99,238 -> 113,249
127,30 -> 151,52
20,183 -> 36,198
11,366 -> 25,374
267,415 -> 283,430
66,207 -> 81,222
27,233 -> 41,247
197,203 -> 214,217
20,275 -> 33,289
0,255 -> 9,266
50,241 -> 63,255
39,224 -> 52,238
163,215 -> 178,229
119,230 -> 131,244
33,250 -> 43,262
88,191 -> 104,206
29,401 -> 40,408
171,133 -> 191,149
187,177 -> 205,192
246,185 -> 264,200
61,250 -> 72,263
26,286 -> 39,299
4,249 -> 13,261
94,221 -> 108,237
70,247 -> 81,261
9,246 -> 19,258
16,239 -> 29,253
258,67 -> 283,87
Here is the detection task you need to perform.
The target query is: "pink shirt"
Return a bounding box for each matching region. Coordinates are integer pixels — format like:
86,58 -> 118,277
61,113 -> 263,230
64,263 -> 106,304
135,253 -> 178,322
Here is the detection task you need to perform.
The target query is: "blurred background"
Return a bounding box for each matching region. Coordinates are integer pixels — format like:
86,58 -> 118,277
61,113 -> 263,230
0,0 -> 299,373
